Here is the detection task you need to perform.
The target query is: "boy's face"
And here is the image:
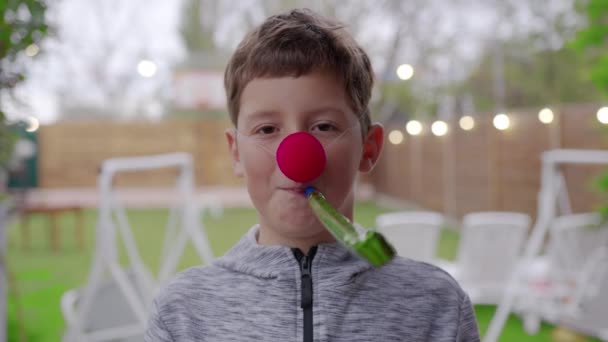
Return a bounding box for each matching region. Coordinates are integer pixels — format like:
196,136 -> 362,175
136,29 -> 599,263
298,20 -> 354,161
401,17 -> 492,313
226,71 -> 383,244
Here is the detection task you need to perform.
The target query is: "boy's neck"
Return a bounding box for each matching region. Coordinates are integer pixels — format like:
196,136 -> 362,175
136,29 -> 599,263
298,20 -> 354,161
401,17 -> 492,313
257,225 -> 336,255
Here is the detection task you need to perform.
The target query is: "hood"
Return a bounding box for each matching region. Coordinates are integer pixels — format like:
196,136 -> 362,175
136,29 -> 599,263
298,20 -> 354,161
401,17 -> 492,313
214,225 -> 372,279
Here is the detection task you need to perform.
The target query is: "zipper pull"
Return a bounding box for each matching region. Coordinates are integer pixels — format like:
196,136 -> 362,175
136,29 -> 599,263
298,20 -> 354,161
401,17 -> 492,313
300,255 -> 313,309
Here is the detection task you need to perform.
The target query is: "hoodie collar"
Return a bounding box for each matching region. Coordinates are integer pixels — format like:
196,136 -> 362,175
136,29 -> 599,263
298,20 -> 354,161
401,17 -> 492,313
214,225 -> 372,279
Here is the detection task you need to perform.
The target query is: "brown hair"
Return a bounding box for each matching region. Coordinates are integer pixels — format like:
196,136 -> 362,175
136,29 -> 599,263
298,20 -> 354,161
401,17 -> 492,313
224,8 -> 373,137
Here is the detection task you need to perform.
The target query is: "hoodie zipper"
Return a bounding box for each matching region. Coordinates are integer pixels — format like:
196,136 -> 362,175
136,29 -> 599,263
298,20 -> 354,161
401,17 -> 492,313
293,246 -> 317,342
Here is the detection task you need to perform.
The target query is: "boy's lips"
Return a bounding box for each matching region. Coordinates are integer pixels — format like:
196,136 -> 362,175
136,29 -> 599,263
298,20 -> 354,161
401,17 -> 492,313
279,185 -> 308,195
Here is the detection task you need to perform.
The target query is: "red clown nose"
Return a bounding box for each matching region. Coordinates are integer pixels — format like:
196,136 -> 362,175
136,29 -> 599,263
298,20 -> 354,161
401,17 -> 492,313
276,132 -> 327,183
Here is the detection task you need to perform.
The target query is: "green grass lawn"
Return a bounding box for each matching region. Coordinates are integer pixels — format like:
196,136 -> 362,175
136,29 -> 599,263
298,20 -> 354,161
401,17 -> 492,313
4,202 -> 594,341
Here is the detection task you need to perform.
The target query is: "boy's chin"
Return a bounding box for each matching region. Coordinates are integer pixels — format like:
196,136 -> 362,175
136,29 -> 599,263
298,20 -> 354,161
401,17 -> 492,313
280,213 -> 319,230
273,215 -> 326,237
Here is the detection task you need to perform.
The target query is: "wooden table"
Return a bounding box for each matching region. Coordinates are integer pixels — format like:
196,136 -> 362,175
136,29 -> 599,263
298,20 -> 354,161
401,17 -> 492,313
20,205 -> 85,252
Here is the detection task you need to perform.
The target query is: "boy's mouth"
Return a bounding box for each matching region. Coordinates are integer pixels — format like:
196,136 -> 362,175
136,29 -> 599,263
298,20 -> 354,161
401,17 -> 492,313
279,186 -> 308,195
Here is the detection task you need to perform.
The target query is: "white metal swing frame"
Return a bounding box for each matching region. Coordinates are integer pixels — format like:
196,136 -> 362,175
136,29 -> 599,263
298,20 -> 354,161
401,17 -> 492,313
484,149 -> 608,342
62,153 -> 214,342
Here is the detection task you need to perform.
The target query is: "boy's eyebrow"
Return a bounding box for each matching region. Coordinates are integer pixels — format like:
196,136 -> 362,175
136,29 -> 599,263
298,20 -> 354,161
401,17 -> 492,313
241,107 -> 350,124
241,110 -> 280,124
304,106 -> 349,119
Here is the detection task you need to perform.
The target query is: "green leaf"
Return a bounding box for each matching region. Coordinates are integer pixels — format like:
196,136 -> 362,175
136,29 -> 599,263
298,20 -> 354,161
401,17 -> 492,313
596,172 -> 608,192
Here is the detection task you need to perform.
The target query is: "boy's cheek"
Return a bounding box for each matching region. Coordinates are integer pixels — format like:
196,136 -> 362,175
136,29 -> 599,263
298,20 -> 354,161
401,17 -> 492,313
232,161 -> 245,177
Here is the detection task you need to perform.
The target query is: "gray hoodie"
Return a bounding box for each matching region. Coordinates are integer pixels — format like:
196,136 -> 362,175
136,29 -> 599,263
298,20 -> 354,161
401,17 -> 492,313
145,225 -> 480,341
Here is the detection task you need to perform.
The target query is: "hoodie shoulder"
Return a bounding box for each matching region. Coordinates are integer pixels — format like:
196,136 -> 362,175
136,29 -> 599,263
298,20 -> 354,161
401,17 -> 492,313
154,264 -> 226,305
374,257 -> 466,299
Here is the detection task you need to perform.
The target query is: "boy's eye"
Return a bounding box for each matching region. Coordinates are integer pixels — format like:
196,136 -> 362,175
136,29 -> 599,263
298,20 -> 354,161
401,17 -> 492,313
256,126 -> 278,135
313,123 -> 337,132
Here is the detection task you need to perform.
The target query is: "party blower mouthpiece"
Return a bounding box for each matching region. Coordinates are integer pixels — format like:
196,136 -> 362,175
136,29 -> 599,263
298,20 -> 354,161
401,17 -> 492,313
276,132 -> 395,267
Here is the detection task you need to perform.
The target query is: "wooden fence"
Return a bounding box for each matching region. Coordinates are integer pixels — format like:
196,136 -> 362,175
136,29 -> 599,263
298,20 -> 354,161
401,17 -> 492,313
369,104 -> 608,218
37,105 -> 608,219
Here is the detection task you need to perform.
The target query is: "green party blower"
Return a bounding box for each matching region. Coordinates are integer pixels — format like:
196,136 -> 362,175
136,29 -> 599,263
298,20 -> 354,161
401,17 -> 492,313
276,132 -> 396,267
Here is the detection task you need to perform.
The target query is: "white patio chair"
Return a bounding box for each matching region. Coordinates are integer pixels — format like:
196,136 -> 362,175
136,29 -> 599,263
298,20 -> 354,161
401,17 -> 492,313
561,245 -> 608,340
546,213 -> 608,289
437,212 -> 530,304
518,213 -> 608,337
375,211 -> 444,263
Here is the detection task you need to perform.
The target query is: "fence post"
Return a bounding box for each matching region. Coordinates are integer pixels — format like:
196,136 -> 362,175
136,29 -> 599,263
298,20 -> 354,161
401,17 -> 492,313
443,119 -> 457,217
409,135 -> 422,205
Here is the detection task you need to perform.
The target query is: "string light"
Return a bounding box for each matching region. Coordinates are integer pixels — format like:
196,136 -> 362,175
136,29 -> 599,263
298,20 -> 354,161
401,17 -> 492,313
431,120 -> 448,136
394,106 -> 605,138
137,60 -> 157,77
406,120 -> 423,136
388,130 -> 404,144
493,113 -> 510,130
459,116 -> 475,131
597,107 -> 608,124
25,117 -> 40,132
25,44 -> 39,57
538,108 -> 554,124
396,64 -> 414,80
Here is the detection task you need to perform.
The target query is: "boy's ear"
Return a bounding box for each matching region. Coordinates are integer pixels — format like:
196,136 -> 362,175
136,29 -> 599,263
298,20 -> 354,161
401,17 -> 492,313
225,128 -> 244,178
358,123 -> 384,173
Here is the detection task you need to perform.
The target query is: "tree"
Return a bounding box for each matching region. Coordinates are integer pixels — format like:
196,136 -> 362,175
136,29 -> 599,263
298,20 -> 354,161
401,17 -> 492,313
572,0 -> 608,95
0,2 -> 48,341
572,0 -> 608,221
1,2 -> 49,341
460,40 -> 604,113
0,0 -> 47,171
8,0 -> 187,122
370,0 -> 587,121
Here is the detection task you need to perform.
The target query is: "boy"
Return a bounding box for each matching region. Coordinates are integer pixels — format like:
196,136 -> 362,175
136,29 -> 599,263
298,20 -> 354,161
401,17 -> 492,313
146,8 -> 480,342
